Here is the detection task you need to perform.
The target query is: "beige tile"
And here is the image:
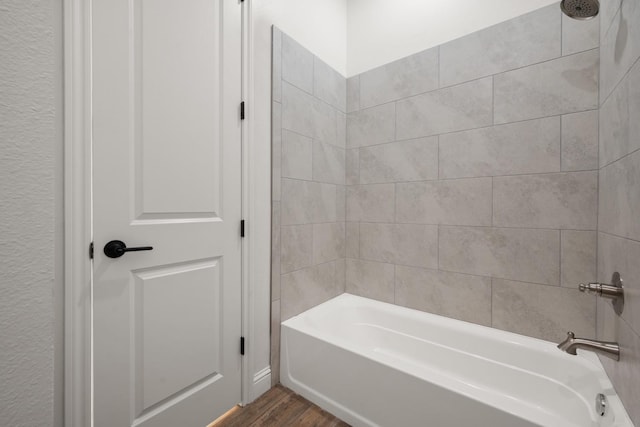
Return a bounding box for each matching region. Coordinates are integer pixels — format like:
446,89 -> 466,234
492,278 -> 596,341
313,222 -> 345,264
561,110 -> 599,171
562,11 -> 599,56
440,5 -> 560,87
345,222 -> 359,259
281,262 -> 339,320
395,266 -> 491,326
346,149 -> 359,185
561,230 -> 596,288
493,172 -> 598,230
359,223 -> 438,269
597,315 -> 640,426
312,141 -> 345,185
335,258 -> 346,294
600,0 -> 640,102
598,232 -> 640,338
396,178 -> 492,226
359,137 -> 438,184
439,226 -> 560,285
282,33 -> 313,93
346,184 -> 395,223
347,75 -> 360,113
280,224 -> 313,274
347,103 -> 395,148
282,82 -> 337,145
336,185 -> 346,222
336,111 -> 346,149
439,117 -> 561,179
281,178 -> 336,225
313,56 -> 346,112
599,150 -> 640,240
396,77 -> 493,140
345,258 -> 395,303
360,47 -> 438,108
282,130 -> 312,180
494,49 -> 599,123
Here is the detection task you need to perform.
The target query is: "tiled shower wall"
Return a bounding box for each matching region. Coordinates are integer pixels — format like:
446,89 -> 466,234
344,4 -> 600,342
596,0 -> 640,424
271,28 -> 347,384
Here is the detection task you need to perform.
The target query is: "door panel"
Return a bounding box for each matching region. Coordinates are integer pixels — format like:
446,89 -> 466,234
91,0 -> 242,426
135,0 -> 222,216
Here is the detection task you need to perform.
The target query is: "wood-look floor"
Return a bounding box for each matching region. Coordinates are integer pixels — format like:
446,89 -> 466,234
210,385 -> 350,427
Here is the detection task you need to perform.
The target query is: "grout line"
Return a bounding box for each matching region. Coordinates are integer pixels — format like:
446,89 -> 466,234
492,75 -> 495,125
342,109 -> 597,151
600,49 -> 640,108
353,48 -> 600,112
559,230 -> 563,286
490,278 -> 494,327
491,177 -> 494,226
284,168 -> 600,187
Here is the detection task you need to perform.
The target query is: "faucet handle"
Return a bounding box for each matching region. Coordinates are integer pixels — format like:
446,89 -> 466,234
578,273 -> 624,315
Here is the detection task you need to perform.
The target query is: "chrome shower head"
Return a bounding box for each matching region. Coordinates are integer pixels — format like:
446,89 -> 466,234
560,0 -> 599,20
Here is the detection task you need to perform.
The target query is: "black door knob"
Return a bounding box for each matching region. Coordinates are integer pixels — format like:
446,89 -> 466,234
104,240 -> 153,258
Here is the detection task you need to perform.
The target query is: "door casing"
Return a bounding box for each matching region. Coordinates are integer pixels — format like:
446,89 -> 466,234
63,1 -> 267,425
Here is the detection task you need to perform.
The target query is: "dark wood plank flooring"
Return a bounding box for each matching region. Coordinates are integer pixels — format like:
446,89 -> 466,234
210,385 -> 350,427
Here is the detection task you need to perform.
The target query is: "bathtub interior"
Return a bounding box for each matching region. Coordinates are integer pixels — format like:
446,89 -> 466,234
282,293 -> 633,427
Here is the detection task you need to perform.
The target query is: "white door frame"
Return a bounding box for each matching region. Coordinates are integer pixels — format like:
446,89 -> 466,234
63,1 -> 266,425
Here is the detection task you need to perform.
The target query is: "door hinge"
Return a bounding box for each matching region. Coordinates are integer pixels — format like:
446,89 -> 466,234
240,219 -> 246,238
89,242 -> 94,259
240,336 -> 245,355
240,101 -> 245,120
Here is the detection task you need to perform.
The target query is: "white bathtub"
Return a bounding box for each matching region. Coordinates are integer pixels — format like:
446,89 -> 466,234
281,294 -> 633,427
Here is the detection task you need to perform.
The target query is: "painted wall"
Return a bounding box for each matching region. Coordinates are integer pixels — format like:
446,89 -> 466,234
271,28 -> 348,384
347,0 -> 560,76
0,1 -> 62,426
596,0 -> 640,424
250,0 -> 347,397
343,4 -> 600,343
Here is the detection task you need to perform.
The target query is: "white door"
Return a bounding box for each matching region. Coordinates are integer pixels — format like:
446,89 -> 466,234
91,1 -> 243,426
